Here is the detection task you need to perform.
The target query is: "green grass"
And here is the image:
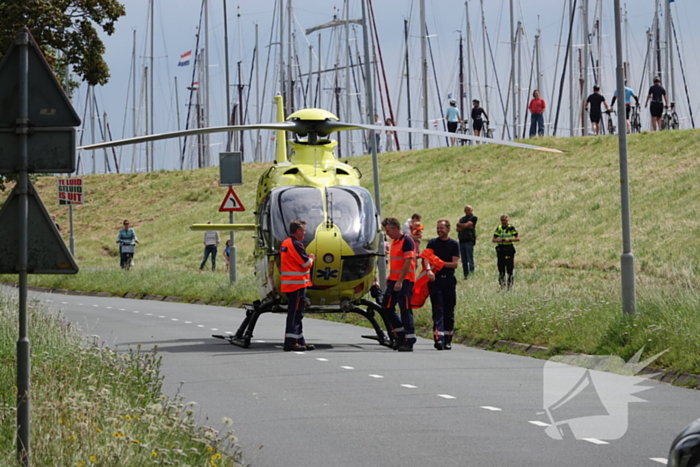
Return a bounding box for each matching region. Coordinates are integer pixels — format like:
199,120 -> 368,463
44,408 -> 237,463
2,130 -> 700,374
0,293 -> 242,466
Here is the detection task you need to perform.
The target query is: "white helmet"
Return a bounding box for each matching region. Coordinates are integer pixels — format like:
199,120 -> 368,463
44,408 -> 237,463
449,98 -> 457,105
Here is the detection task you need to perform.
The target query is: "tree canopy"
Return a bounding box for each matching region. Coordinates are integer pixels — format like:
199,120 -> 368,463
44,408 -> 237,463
0,0 -> 126,86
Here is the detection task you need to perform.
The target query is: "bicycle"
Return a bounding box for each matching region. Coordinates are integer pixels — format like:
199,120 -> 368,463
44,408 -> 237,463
662,101 -> 679,130
630,104 -> 642,133
119,242 -> 137,270
456,121 -> 471,146
604,109 -> 616,136
481,120 -> 494,139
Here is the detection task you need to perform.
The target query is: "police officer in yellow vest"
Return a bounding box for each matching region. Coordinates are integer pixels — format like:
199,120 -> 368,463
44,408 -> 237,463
280,219 -> 316,351
381,217 -> 417,351
492,214 -> 520,290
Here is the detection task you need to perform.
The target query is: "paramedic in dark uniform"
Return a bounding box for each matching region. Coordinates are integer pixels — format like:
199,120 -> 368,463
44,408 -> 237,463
381,217 -> 417,352
493,214 -> 520,290
425,219 -> 460,350
280,219 -> 315,351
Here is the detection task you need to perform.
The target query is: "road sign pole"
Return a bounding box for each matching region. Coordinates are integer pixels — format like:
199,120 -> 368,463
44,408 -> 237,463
229,210 -> 236,284
16,28 -> 31,467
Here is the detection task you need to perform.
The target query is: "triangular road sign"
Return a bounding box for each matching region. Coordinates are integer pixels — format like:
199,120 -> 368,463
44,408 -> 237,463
0,179 -> 79,274
0,28 -> 81,128
219,186 -> 245,212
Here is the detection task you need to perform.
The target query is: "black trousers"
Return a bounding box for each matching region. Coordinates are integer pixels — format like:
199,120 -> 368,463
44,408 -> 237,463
496,245 -> 516,283
429,275 -> 457,343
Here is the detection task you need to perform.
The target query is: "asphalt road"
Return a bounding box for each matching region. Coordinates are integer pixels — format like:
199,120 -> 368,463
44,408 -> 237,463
13,290 -> 700,466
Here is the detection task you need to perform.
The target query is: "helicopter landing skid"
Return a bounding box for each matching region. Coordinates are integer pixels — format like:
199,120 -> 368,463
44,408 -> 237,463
212,298 -> 394,349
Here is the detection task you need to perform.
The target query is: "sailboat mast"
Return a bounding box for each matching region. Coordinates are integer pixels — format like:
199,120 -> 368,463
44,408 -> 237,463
223,0 -> 232,152
510,0 -> 516,138
582,0 -> 589,136
568,0 -> 574,136
404,18 -> 412,150
481,0 -> 489,116
466,1 -> 472,106
459,34 -> 464,118
204,0 -> 211,166
345,0 -> 352,155
665,0 -> 675,102
420,0 -> 429,148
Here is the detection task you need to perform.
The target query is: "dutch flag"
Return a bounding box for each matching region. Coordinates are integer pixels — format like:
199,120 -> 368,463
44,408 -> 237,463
178,50 -> 192,67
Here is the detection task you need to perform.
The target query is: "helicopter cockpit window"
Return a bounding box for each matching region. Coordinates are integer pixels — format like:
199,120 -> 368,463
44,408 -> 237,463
270,186 -> 325,247
327,186 -> 378,254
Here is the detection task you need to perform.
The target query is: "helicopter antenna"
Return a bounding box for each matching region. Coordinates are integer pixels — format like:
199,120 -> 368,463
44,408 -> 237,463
326,188 -> 334,229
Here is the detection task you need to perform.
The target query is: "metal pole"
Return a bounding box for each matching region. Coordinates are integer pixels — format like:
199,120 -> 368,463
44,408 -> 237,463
287,0 -> 293,116
420,0 -> 429,148
278,0 -> 285,108
666,0 -> 675,102
535,29 -> 542,93
149,0 -> 154,171
90,86 -> 95,173
204,0 -> 211,166
466,1 -> 472,105
569,0 -> 574,136
16,29 -> 31,467
62,52 -> 76,256
404,19 -> 412,150
362,0 -> 385,285
229,209 -> 236,283
175,76 -> 183,157
613,0 -> 636,316
255,23 -> 261,162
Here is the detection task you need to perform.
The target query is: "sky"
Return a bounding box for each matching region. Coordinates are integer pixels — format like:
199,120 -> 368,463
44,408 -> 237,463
73,0 -> 700,173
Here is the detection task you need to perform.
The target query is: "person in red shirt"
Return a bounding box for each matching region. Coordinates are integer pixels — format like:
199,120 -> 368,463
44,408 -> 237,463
528,89 -> 546,137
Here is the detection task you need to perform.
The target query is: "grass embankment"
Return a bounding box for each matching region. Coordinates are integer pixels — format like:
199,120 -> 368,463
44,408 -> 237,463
0,293 -> 242,466
2,130 -> 700,374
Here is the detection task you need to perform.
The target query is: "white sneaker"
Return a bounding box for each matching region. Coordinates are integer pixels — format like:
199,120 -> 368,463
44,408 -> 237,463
131,260 -> 135,266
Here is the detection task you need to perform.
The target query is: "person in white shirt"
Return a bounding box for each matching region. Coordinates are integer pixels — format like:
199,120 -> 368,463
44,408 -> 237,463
199,221 -> 220,271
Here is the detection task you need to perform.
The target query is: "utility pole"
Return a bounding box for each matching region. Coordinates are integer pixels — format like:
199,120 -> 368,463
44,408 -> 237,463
362,0 -> 385,285
420,0 -> 429,148
613,0 -> 636,316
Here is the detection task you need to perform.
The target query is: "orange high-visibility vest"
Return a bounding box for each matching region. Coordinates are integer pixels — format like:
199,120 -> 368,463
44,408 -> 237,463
280,237 -> 312,293
412,248 -> 445,309
388,235 -> 416,282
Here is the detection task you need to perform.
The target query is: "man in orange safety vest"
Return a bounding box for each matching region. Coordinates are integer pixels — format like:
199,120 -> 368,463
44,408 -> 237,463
280,219 -> 316,351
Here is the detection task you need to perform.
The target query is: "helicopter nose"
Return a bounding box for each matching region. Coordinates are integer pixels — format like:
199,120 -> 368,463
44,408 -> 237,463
311,229 -> 343,286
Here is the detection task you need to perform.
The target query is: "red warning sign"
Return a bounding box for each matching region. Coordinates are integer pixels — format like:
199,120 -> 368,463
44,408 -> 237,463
219,186 -> 245,212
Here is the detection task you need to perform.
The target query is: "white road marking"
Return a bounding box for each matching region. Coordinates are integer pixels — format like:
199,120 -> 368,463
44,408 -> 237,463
158,315 -> 166,318
401,384 -> 417,389
528,421 -> 550,427
211,328 -> 218,331
369,374 -> 384,379
582,438 -> 609,445
650,458 -> 668,465
106,306 -> 113,309
78,303 -> 83,306
119,308 -> 126,311
481,406 -> 502,411
294,351 -> 306,355
171,319 -> 179,321
316,358 -> 329,362
145,313 -> 152,316
133,310 -> 140,313
341,366 -> 354,370
45,300 -> 52,302
93,304 -> 99,307
437,394 -> 456,399
197,325 -> 204,328
254,339 -> 266,342
62,302 -> 68,304
274,345 -> 283,349
184,321 -> 191,324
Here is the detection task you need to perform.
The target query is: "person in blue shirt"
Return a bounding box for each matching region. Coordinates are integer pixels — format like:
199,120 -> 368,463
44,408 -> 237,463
445,99 -> 462,146
610,80 -> 639,134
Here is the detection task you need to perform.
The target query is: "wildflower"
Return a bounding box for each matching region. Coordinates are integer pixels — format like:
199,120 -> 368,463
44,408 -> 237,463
124,414 -> 132,420
96,428 -> 102,433
207,447 -> 214,452
222,417 -> 233,426
151,451 -> 158,457
67,435 -> 76,441
211,453 -> 222,460
113,431 -> 125,438
90,455 -> 97,463
76,462 -> 85,467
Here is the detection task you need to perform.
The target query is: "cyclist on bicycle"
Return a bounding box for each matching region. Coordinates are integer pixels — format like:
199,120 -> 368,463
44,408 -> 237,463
445,98 -> 462,147
610,80 -> 639,134
585,85 -> 610,135
471,99 -> 489,138
645,77 -> 668,131
116,219 -> 139,269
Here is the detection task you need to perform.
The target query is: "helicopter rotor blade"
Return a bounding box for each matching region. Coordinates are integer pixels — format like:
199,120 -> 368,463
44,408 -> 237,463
342,123 -> 564,153
78,122 -> 302,151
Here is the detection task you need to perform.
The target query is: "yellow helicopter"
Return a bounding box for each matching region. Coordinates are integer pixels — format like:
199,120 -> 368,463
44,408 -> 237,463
81,95 -> 560,349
